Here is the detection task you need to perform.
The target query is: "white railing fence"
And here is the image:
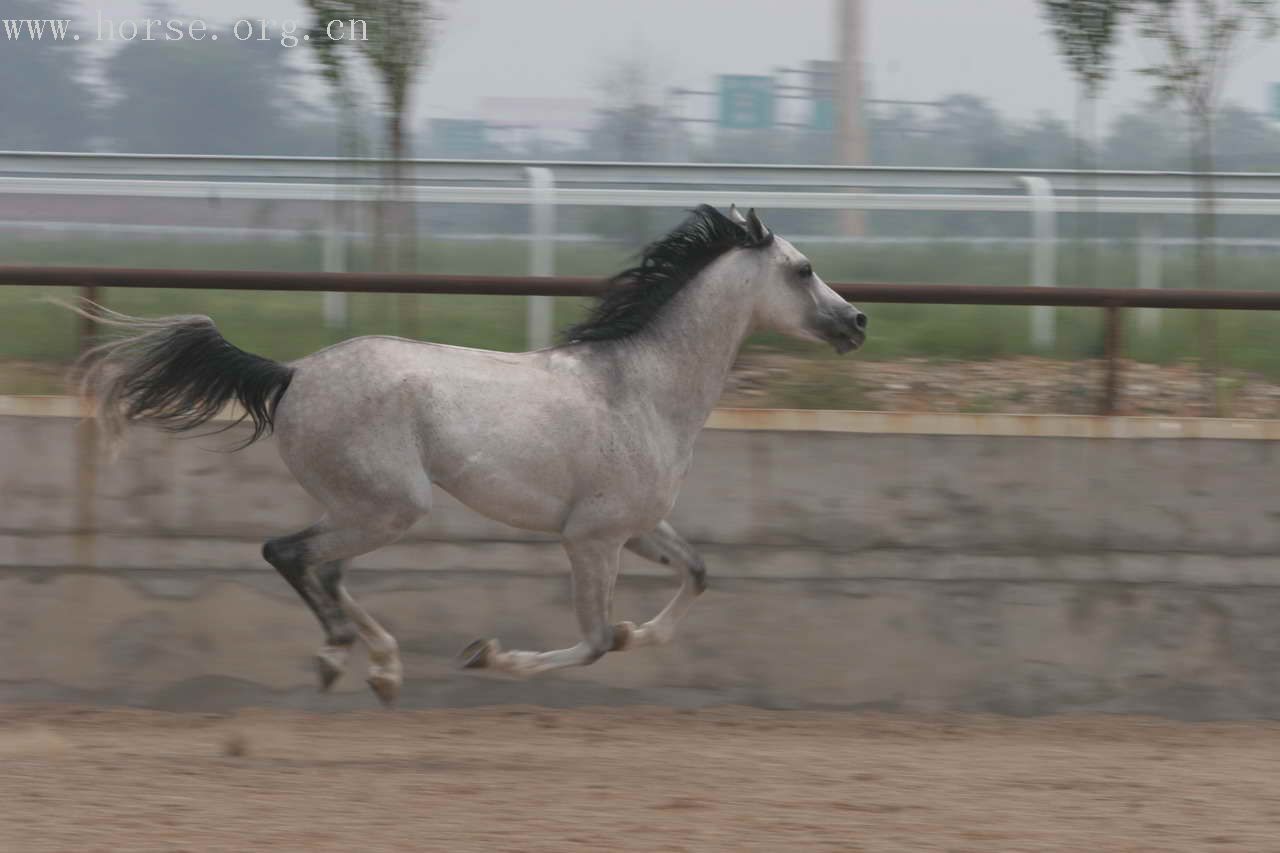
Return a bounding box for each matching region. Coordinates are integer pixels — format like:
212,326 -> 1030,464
6,151 -> 1280,346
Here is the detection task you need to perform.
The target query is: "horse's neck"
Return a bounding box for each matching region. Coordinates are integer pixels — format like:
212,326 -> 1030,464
623,259 -> 755,439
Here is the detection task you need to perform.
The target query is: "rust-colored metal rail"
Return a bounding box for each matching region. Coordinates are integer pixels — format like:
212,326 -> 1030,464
5,264 -> 1280,309
4,264 -> 1278,416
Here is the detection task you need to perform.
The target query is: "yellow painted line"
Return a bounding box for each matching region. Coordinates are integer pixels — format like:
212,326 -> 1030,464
0,395 -> 86,418
706,408 -> 1280,440
5,396 -> 1280,440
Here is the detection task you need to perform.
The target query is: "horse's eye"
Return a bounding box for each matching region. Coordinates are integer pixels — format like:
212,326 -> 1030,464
796,262 -> 813,279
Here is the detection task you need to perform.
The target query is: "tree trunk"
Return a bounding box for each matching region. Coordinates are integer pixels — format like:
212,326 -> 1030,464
388,106 -> 419,338
1073,86 -> 1085,287
388,109 -> 404,273
1083,92 -> 1098,292
1193,113 -> 1220,414
372,111 -> 388,274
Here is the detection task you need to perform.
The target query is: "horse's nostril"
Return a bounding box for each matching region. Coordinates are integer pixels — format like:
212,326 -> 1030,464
854,312 -> 868,331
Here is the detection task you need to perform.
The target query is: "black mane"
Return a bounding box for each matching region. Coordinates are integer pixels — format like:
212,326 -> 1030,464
563,205 -> 773,343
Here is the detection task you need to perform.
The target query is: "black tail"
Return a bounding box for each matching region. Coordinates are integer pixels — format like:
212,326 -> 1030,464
72,303 -> 293,449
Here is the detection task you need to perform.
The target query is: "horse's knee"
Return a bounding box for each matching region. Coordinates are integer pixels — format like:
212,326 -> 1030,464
648,542 -> 707,593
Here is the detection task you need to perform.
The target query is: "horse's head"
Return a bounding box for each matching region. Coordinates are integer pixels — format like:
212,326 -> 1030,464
735,206 -> 867,354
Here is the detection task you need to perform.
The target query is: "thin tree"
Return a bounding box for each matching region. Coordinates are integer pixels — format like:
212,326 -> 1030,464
304,2 -> 365,160
304,2 -> 434,272
1040,0 -> 1133,290
1134,0 -> 1277,411
589,52 -> 667,242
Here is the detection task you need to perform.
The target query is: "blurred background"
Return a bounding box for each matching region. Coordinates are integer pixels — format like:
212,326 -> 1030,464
11,4 -> 1280,848
7,0 -> 1280,415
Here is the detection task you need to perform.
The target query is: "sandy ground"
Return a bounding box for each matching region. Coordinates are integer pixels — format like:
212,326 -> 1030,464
1,706 -> 1278,853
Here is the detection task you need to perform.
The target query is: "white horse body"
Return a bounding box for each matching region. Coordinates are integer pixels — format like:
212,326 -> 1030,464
277,335 -> 686,537
75,206 -> 866,704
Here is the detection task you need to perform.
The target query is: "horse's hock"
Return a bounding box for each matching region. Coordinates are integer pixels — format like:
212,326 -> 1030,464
4,398 -> 1280,718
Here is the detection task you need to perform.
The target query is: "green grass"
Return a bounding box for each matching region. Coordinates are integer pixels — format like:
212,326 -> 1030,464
0,236 -> 628,365
3,236 -> 1280,397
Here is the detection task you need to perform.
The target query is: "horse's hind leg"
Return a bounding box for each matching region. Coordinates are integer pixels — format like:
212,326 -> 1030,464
263,511 -> 420,704
311,561 -> 358,689
320,563 -> 403,706
613,520 -> 707,651
459,535 -> 625,676
262,528 -> 357,690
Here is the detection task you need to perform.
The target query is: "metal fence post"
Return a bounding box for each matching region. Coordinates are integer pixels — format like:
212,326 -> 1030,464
1016,176 -> 1057,351
524,166 -> 556,350
1102,303 -> 1123,415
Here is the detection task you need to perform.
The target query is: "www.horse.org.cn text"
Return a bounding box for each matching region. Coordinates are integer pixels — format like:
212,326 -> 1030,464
1,14 -> 370,48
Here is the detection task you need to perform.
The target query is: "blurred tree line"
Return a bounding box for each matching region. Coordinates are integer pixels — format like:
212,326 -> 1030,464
7,0 -> 1280,176
0,0 -> 347,155
10,0 -> 1280,250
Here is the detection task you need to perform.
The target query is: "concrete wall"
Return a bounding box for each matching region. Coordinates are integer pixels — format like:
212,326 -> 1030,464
4,400 -> 1280,718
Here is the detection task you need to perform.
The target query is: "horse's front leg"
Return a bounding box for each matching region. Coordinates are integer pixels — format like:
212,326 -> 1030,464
612,520 -> 707,650
458,535 -> 625,676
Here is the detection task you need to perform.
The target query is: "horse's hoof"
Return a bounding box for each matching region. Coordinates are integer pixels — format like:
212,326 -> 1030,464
458,638 -> 498,669
315,656 -> 343,692
312,645 -> 348,691
367,673 -> 400,707
610,621 -> 636,651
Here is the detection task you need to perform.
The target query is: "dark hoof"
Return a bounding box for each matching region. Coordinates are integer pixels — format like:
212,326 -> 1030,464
610,621 -> 636,652
367,673 -> 400,707
457,638 -> 498,669
314,654 -> 344,692
690,556 -> 709,594
691,568 -> 709,594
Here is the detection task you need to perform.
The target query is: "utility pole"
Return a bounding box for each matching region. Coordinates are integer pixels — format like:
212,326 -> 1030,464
836,0 -> 868,236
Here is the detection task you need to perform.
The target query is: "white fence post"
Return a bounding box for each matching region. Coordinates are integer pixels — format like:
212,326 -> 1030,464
525,166 -> 556,350
1137,215 -> 1162,338
322,203 -> 348,329
1016,176 -> 1057,351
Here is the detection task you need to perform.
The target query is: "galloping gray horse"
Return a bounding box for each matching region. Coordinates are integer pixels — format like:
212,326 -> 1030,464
76,205 -> 866,705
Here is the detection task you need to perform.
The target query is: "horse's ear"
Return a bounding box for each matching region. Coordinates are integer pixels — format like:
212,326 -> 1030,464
746,207 -> 771,244
728,204 -> 748,226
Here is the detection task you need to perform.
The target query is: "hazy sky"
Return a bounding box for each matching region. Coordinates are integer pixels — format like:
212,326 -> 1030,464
74,1 -> 1280,129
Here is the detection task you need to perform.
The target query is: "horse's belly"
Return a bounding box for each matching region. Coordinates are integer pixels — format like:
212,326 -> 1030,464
432,460 -> 573,534
431,451 -> 680,537
441,484 -> 568,533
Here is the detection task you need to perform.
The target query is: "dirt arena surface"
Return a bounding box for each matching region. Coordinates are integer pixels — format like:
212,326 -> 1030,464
1,705 -> 1278,852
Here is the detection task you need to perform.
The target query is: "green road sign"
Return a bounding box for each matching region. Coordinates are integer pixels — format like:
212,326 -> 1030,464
1271,83 -> 1280,121
718,75 -> 775,130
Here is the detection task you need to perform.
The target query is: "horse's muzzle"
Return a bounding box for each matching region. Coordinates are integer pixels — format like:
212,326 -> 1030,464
819,306 -> 867,354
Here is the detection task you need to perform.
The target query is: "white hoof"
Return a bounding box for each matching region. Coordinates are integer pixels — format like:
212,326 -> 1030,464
367,668 -> 401,707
